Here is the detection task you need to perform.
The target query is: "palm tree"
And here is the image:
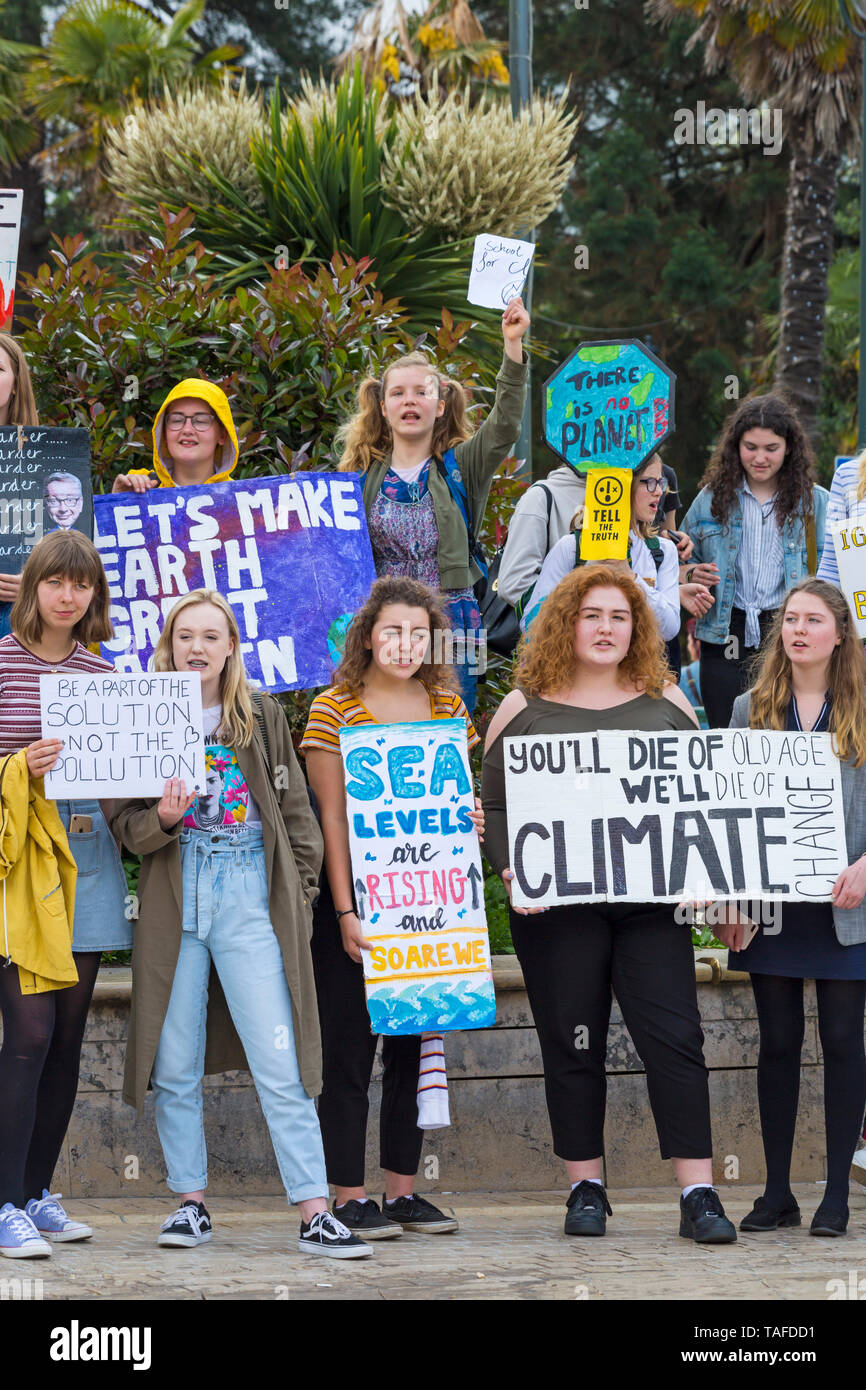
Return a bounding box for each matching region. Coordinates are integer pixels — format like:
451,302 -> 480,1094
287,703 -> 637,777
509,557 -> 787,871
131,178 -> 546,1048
647,0 -> 860,438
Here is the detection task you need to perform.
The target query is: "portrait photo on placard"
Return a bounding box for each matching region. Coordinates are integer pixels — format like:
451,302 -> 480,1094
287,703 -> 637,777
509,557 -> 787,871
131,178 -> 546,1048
0,425 -> 93,574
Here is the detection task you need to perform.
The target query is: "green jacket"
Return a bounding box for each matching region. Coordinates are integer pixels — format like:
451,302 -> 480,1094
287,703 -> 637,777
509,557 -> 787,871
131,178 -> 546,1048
360,352 -> 528,590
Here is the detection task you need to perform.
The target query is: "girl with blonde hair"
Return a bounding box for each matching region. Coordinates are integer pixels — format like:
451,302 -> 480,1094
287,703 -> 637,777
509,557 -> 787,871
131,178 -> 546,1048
111,590 -> 371,1259
720,579 -> 866,1237
481,565 -> 737,1245
337,297 -> 530,711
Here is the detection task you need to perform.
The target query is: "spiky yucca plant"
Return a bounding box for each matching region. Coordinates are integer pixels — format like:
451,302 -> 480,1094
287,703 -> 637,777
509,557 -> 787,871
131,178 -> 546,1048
105,76 -> 264,213
381,80 -> 578,238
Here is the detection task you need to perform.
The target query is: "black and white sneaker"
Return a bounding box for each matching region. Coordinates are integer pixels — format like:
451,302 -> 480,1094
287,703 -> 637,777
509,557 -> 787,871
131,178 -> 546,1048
298,1210 -> 373,1258
333,1199 -> 403,1240
381,1193 -> 459,1234
157,1200 -> 213,1248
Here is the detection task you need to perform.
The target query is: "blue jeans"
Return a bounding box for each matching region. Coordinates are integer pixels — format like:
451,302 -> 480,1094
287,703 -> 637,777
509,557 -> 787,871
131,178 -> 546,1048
151,826 -> 327,1203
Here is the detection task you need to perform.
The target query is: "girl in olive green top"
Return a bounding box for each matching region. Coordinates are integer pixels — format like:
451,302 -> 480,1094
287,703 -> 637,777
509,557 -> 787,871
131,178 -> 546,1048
481,564 -> 737,1247
336,297 -> 529,711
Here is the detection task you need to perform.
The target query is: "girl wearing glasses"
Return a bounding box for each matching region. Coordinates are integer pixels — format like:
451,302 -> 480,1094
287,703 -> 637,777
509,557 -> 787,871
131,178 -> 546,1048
111,381 -> 238,494
680,396 -> 829,729
521,454 -> 693,646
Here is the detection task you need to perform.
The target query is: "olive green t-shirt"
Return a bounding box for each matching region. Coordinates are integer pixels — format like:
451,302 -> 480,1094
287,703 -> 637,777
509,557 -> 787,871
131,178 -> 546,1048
481,693 -> 697,875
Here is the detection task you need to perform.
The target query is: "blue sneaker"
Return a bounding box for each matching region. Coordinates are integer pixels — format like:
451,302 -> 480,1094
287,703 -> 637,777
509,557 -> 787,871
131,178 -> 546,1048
25,1190 -> 93,1243
0,1203 -> 52,1258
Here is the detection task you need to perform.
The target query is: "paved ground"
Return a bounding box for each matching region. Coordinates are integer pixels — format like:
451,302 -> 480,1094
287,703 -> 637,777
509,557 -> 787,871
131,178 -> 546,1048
6,1182 -> 866,1301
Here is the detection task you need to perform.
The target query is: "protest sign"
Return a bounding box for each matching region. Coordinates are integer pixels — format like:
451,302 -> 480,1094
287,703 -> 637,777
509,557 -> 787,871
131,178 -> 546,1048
41,671 -> 205,799
340,718 -> 495,1035
0,427 -> 92,574
505,729 -> 847,909
0,190 -> 22,329
543,339 -> 676,474
467,233 -> 535,309
93,472 -> 377,692
579,467 -> 631,561
830,518 -> 866,637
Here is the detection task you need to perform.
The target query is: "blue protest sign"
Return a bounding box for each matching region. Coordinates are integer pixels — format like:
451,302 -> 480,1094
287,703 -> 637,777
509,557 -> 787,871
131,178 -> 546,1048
543,339 -> 676,473
94,473 -> 377,692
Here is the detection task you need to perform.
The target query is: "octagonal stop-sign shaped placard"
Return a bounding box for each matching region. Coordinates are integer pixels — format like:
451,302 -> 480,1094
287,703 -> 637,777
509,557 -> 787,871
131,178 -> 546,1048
543,339 -> 676,474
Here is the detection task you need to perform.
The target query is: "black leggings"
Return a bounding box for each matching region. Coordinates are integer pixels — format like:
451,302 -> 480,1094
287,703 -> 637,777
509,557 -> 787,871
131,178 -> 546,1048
750,974 -> 866,1208
510,902 -> 713,1162
310,883 -> 423,1189
0,952 -> 101,1209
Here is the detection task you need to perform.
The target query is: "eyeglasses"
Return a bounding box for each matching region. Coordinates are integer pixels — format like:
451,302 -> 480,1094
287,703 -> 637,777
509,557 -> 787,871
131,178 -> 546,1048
45,496 -> 81,507
637,476 -> 666,494
164,412 -> 218,431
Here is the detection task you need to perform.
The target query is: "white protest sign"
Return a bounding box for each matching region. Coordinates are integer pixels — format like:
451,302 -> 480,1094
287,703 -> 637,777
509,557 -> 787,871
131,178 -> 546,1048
830,518 -> 866,637
0,189 -> 22,329
467,233 -> 535,310
341,718 -> 495,1035
41,671 -> 205,798
505,729 -> 847,908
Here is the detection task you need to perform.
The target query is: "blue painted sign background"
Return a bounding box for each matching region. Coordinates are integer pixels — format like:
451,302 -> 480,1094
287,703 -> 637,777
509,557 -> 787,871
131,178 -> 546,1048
543,339 -> 676,473
94,473 -> 377,692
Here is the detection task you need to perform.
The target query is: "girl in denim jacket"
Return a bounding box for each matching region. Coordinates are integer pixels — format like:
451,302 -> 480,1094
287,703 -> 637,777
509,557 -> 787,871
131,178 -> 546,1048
681,395 -> 828,728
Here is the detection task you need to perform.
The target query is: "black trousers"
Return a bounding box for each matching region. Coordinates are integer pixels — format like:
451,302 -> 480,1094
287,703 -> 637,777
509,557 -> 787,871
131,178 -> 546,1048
509,902 -> 712,1162
699,605 -> 777,729
310,880 -> 424,1188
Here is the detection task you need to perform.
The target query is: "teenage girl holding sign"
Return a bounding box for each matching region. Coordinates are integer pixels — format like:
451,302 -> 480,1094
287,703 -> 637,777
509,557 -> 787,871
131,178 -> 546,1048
302,576 -> 483,1240
0,530 -> 130,1258
337,300 -> 529,710
111,590 -> 370,1259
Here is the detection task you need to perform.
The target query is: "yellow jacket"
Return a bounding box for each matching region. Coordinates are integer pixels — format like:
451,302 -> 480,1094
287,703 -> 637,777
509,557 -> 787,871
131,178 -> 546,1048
0,752 -> 78,994
127,379 -> 240,488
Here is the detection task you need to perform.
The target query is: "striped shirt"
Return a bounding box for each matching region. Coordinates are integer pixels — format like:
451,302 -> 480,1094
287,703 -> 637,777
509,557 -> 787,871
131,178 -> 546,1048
733,483 -> 786,647
300,683 -> 480,755
816,457 -> 866,586
0,634 -> 115,756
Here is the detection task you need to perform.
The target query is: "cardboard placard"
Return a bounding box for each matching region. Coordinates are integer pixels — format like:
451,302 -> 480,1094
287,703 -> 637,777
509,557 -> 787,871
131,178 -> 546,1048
0,427 -> 92,574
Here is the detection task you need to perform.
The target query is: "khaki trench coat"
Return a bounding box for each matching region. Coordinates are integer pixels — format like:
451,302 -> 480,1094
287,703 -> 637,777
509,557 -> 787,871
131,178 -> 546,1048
112,694 -> 324,1112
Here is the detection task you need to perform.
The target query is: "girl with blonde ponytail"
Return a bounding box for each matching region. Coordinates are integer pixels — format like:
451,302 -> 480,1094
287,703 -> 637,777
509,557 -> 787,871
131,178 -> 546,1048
337,297 -> 530,712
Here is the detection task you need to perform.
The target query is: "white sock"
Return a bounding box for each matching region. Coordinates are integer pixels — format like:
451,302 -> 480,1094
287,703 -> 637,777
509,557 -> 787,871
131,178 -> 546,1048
571,1178 -> 603,1189
681,1183 -> 713,1199
335,1197 -> 369,1208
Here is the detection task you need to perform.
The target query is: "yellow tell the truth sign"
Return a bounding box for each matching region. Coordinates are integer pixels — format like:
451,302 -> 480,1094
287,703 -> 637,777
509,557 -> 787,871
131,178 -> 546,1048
579,467 -> 632,561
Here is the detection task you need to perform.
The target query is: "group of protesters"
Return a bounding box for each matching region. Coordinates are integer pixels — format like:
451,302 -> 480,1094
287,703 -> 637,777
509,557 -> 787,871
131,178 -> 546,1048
1,293 -> 866,1266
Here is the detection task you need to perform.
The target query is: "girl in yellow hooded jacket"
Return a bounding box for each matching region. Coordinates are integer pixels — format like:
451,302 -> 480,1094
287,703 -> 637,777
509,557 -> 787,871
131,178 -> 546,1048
112,380 -> 239,494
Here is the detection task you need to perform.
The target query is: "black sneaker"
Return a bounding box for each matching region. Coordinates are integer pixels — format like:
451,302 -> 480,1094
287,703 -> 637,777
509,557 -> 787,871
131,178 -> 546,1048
381,1193 -> 459,1234
740,1195 -> 801,1232
298,1210 -> 373,1258
157,1200 -> 212,1248
564,1181 -> 612,1237
679,1187 -> 737,1244
333,1199 -> 403,1240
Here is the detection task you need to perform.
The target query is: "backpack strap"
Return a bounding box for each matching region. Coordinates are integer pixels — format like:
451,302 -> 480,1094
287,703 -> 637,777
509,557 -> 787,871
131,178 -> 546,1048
806,514 -> 817,575
433,448 -> 489,581
645,535 -> 665,572
251,690 -> 273,774
513,483 -> 555,620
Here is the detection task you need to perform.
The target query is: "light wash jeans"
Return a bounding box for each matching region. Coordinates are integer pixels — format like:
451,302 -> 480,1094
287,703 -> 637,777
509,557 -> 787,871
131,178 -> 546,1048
151,825 -> 327,1203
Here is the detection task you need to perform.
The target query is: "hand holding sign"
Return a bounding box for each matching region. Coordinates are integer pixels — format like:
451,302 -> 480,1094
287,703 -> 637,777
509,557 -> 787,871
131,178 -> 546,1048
468,234 -> 535,310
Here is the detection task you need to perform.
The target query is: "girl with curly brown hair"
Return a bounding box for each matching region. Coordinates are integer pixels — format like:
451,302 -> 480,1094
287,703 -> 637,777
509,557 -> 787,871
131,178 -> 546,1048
301,576 -> 483,1241
681,395 -> 829,729
481,565 -> 737,1245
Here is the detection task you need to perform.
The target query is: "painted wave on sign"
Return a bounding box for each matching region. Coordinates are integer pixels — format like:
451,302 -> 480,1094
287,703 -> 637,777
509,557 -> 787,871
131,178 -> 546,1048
366,978 -> 496,1035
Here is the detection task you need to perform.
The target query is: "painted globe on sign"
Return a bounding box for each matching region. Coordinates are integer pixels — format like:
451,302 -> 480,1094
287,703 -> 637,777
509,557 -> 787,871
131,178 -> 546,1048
327,611 -> 355,666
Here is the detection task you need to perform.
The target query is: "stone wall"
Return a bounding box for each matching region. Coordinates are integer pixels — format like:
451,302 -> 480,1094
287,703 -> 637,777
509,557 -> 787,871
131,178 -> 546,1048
15,953 -> 832,1197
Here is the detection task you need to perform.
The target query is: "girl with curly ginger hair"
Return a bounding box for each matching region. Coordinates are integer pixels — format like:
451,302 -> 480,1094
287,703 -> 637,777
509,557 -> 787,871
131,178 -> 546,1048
301,576 -> 483,1240
681,394 -> 829,729
481,565 -> 738,1245
336,298 -> 530,712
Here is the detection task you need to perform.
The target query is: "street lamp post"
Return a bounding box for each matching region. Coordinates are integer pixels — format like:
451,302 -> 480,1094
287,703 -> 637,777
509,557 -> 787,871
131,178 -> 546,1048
839,1 -> 866,446
509,0 -> 534,475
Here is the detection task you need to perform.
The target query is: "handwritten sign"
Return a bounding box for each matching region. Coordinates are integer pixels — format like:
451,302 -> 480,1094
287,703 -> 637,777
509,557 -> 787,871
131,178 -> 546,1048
543,340 -> 676,474
467,233 -> 535,310
830,519 -> 866,638
41,671 -> 205,798
93,472 -> 377,692
341,718 -> 495,1035
505,730 -> 847,908
0,427 -> 93,575
0,190 -> 22,329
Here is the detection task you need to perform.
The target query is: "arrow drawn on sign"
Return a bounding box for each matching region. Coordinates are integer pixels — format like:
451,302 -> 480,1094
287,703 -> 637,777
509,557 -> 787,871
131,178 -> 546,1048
466,862 -> 482,911
354,878 -> 367,921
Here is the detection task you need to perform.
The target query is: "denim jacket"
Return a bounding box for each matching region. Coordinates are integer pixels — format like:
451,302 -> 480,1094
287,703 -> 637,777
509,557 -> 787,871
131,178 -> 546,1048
681,484 -> 829,644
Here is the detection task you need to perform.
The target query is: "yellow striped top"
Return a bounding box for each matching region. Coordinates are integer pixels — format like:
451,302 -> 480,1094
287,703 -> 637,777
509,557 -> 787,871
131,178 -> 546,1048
300,683 -> 480,755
